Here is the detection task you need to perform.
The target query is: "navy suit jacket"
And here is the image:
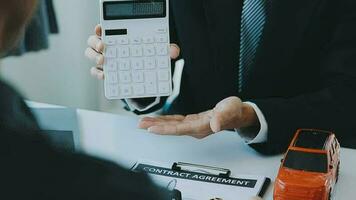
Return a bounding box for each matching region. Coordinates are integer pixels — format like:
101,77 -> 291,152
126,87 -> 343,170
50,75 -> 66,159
138,0 -> 356,154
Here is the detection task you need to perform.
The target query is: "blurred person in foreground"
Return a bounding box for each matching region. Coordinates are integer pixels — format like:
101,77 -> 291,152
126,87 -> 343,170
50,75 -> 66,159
0,1 -> 167,199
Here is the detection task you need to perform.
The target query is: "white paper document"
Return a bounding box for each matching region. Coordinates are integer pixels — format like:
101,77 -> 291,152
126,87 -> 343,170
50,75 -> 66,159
132,161 -> 271,200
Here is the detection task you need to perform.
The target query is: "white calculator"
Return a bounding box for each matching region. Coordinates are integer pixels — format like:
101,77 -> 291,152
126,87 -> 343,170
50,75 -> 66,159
100,0 -> 172,100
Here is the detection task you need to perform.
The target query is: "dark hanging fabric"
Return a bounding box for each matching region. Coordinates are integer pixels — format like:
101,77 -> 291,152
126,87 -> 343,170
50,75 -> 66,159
45,0 -> 59,34
5,0 -> 59,57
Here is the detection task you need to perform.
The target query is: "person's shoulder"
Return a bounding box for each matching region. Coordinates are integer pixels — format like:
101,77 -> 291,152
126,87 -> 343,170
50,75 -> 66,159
0,79 -> 21,98
0,79 -> 39,131
0,79 -> 25,116
50,152 -> 169,200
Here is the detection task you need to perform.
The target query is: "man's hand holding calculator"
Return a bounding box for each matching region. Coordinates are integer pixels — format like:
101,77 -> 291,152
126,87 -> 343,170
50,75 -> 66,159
85,0 -> 259,138
85,25 -> 259,139
85,25 -> 180,81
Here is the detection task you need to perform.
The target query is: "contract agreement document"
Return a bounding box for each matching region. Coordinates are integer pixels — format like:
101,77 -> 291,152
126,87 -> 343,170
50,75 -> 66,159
132,161 -> 271,200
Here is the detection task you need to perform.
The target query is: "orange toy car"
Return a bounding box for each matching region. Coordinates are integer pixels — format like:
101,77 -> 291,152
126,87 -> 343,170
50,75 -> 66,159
274,129 -> 340,200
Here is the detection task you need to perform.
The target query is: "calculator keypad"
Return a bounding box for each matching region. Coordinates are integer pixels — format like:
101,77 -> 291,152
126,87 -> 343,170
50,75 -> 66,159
104,34 -> 171,99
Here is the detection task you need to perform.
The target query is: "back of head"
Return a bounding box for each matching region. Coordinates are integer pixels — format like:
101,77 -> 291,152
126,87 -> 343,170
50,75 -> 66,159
0,0 -> 38,55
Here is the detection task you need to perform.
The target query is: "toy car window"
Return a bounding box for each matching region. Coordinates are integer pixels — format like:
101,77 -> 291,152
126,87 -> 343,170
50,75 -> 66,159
283,150 -> 328,173
294,131 -> 329,150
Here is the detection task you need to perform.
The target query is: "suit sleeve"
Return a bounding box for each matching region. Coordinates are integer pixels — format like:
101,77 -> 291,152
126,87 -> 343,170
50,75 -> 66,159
2,127 -> 169,200
249,0 -> 356,155
169,1 -> 181,50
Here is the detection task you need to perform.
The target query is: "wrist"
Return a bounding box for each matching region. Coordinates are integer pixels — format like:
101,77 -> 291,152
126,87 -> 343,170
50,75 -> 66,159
241,103 -> 259,128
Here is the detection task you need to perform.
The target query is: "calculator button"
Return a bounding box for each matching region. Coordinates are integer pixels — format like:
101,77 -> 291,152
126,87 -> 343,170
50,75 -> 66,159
118,37 -> 129,45
159,82 -> 170,94
106,60 -> 118,71
145,71 -> 157,83
118,59 -> 130,70
145,71 -> 157,94
143,36 -> 154,44
131,58 -> 144,70
106,38 -> 116,46
144,58 -> 156,69
120,85 -> 132,97
143,45 -> 156,56
156,28 -> 167,34
146,83 -> 157,94
105,47 -> 117,58
130,37 -> 142,44
155,35 -> 168,43
118,47 -> 130,58
107,85 -> 119,97
132,71 -> 144,83
157,57 -> 169,68
107,72 -> 118,84
158,70 -> 170,81
156,44 -> 168,56
119,71 -> 132,83
133,84 -> 145,95
130,46 -> 143,57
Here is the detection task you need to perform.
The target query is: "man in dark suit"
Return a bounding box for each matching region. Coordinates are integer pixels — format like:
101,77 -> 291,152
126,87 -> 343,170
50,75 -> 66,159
86,0 -> 356,154
0,1 -> 167,199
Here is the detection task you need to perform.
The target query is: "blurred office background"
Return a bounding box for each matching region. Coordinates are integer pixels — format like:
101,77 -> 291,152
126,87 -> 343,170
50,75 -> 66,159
0,0 -> 129,114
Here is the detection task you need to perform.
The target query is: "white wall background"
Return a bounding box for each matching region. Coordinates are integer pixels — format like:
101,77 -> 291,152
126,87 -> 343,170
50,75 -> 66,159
0,0 -> 127,113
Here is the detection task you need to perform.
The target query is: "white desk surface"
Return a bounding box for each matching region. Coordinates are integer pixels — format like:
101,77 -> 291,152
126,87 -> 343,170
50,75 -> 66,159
28,102 -> 356,200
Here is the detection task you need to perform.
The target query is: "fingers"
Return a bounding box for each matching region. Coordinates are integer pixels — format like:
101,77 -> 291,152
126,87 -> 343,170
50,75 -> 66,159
138,120 -> 157,129
95,24 -> 102,37
138,116 -> 184,129
170,43 -> 180,59
140,115 -> 190,135
85,25 -> 105,80
85,47 -> 105,66
86,47 -> 104,80
140,115 -> 185,122
90,67 -> 105,80
156,115 -> 186,121
148,122 -> 192,135
249,196 -> 263,200
140,116 -> 158,122
87,35 -> 105,53
139,119 -> 181,129
148,122 -> 212,138
140,111 -> 213,138
145,113 -> 212,137
139,117 -> 163,127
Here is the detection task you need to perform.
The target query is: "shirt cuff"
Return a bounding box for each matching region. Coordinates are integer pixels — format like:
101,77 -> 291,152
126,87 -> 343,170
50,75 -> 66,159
236,102 -> 268,144
125,97 -> 161,112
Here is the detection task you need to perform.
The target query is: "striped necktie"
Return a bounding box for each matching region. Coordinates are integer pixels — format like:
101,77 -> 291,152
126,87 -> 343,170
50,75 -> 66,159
239,0 -> 270,93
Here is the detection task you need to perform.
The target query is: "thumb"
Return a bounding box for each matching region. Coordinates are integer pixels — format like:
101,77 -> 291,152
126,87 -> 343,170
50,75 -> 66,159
95,24 -> 102,37
210,97 -> 243,133
170,43 -> 180,59
210,108 -> 224,133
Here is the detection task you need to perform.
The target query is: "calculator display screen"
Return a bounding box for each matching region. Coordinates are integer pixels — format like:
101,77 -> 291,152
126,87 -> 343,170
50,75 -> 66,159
104,0 -> 166,20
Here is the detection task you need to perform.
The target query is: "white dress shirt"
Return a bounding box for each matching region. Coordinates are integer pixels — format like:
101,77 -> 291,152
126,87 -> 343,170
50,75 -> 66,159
236,102 -> 268,144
